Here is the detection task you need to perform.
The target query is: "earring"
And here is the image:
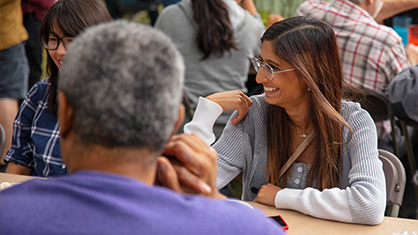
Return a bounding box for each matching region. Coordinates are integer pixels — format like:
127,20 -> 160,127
308,87 -> 311,92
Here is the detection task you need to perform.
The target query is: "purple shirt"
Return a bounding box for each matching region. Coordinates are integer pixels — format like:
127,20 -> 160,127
0,171 -> 285,235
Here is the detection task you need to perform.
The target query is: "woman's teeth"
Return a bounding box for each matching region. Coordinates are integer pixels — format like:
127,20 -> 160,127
264,86 -> 278,92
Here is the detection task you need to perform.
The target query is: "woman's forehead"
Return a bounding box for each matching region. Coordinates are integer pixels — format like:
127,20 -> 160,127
260,41 -> 289,65
49,22 -> 64,36
49,18 -> 74,37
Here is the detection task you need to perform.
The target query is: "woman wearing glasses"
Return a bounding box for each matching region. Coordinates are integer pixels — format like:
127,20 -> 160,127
184,16 -> 386,225
4,0 -> 112,177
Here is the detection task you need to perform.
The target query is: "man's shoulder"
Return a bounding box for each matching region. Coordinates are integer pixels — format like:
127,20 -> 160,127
0,173 -> 284,235
296,0 -> 332,17
182,197 -> 283,234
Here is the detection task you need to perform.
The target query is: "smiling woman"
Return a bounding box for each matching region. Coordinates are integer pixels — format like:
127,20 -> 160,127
3,0 -> 112,177
184,16 -> 386,225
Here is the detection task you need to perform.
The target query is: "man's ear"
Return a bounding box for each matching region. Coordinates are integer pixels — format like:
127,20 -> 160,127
57,91 -> 74,138
171,104 -> 185,136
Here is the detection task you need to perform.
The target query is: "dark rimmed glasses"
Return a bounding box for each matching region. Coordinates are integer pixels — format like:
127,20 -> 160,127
41,35 -> 74,50
251,57 -> 295,81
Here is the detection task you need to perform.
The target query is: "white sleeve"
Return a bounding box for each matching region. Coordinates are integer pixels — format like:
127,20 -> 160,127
184,97 -> 223,146
275,187 -> 353,223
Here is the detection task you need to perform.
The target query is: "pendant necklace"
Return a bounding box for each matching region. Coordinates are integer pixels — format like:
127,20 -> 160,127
291,123 -> 308,138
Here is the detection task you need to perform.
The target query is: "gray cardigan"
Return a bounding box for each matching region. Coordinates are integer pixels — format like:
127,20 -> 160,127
185,95 -> 386,225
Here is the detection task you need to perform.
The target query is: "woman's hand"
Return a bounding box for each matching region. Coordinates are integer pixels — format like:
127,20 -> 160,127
255,183 -> 282,206
206,90 -> 253,125
155,134 -> 226,199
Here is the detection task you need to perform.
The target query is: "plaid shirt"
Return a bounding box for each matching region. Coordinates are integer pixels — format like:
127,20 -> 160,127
4,79 -> 67,177
296,0 -> 409,94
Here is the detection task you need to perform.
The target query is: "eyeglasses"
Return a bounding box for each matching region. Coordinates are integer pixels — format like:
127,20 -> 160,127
41,35 -> 74,50
251,57 -> 295,81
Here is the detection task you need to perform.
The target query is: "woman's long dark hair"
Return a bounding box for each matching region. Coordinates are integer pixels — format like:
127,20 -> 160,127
263,17 -> 353,190
191,0 -> 237,60
39,0 -> 112,113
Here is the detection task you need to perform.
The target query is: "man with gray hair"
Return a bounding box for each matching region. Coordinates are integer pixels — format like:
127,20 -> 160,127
296,0 -> 414,95
0,21 -> 284,234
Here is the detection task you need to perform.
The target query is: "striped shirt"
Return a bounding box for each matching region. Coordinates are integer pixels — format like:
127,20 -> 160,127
4,79 -> 67,177
296,0 -> 409,94
185,95 -> 386,225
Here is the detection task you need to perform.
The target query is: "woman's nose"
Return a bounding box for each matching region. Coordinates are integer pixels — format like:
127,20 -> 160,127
255,68 -> 268,84
56,42 -> 67,56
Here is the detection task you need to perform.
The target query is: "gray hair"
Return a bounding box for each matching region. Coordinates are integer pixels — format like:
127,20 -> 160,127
58,20 -> 185,152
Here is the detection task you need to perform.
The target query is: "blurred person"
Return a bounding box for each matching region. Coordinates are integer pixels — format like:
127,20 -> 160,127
155,0 -> 265,138
185,16 -> 386,225
22,0 -> 55,89
296,0 -> 413,95
0,20 -> 285,235
104,0 -> 159,25
4,0 -> 112,177
0,0 -> 29,171
254,0 -> 417,22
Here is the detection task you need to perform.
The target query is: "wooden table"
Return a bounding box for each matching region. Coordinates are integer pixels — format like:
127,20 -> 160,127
247,201 -> 418,234
2,172 -> 417,234
0,172 -> 41,184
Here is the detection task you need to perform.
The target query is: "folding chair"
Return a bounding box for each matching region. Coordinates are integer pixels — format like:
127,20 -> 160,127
379,149 -> 406,217
356,88 -> 418,200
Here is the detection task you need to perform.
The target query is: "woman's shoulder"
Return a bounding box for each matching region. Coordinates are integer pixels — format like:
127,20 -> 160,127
340,99 -> 376,137
25,78 -> 50,102
241,94 -> 267,123
249,94 -> 268,110
156,1 -> 192,32
30,78 -> 49,91
341,99 -> 371,120
159,0 -> 189,18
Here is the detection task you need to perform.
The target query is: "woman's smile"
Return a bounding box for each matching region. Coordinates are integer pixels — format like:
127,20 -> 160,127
263,86 -> 278,92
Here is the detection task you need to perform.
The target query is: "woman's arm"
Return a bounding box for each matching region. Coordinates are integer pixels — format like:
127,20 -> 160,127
3,84 -> 43,175
272,105 -> 386,225
237,0 -> 258,16
184,91 -> 255,189
184,91 -> 252,145
5,162 -> 31,175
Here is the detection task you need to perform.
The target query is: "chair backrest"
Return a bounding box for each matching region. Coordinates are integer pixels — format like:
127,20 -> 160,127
378,149 -> 406,217
0,124 -> 5,157
345,88 -> 401,157
358,88 -> 392,122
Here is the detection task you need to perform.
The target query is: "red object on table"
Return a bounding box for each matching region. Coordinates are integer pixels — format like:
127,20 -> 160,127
409,25 -> 418,45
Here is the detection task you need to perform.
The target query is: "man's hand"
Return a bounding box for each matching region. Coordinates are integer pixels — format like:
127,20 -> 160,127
155,134 -> 226,199
255,183 -> 282,206
406,43 -> 418,66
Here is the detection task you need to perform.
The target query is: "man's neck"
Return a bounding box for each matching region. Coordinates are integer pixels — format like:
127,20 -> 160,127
65,145 -> 158,185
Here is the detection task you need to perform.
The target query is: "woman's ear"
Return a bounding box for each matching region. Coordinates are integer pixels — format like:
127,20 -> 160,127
57,91 -> 74,138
